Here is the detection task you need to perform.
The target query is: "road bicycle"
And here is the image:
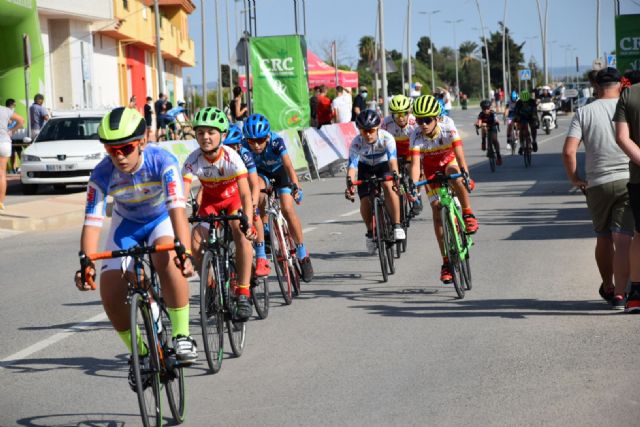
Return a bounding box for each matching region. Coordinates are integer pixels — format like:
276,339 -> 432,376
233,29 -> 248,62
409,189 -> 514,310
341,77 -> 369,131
396,160 -> 417,257
504,116 -> 518,155
188,211 -> 252,373
476,123 -> 500,173
262,182 -> 301,305
415,172 -> 473,299
80,240 -> 188,427
158,120 -> 195,141
517,121 -> 534,168
347,175 -> 396,282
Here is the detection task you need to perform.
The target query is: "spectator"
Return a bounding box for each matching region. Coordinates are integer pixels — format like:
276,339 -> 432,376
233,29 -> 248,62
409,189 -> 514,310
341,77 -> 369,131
438,87 -> 452,115
494,88 -> 501,109
352,85 -> 368,121
128,95 -> 137,109
143,96 -> 154,140
29,93 -> 49,140
563,67 -> 632,310
332,86 -> 352,123
410,81 -> 423,98
315,85 -> 332,128
586,69 -> 600,104
0,101 -> 25,210
154,92 -> 166,135
309,86 -> 320,128
229,86 -> 247,123
614,72 -> 640,313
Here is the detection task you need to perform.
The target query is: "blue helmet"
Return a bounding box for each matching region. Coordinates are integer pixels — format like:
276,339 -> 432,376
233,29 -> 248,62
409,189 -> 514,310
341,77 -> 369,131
511,90 -> 519,102
243,113 -> 271,139
223,124 -> 243,145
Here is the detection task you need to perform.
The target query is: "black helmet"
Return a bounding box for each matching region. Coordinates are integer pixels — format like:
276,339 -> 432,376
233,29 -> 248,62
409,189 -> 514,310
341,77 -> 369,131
480,99 -> 492,110
355,109 -> 381,130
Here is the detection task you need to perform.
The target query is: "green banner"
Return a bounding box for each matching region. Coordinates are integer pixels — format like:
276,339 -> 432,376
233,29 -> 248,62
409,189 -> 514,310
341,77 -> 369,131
249,35 -> 310,131
615,14 -> 640,72
276,128 -> 309,172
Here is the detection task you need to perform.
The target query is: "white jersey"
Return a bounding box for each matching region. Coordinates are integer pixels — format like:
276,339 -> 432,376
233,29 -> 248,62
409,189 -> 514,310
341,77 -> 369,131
348,128 -> 397,168
381,114 -> 418,158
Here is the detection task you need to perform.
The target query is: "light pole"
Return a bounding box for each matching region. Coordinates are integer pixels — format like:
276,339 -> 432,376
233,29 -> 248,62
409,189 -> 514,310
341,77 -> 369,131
406,0 -> 412,96
154,0 -> 165,96
548,39 -> 557,81
534,0 -> 549,85
200,0 -> 207,107
445,18 -> 463,105
502,0 -> 509,96
378,0 -> 388,116
473,0 -> 491,99
560,44 -> 572,83
419,10 -> 440,93
215,0 -> 223,108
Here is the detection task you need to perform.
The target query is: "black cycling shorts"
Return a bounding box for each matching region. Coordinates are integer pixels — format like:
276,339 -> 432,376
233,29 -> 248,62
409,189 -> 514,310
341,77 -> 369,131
258,167 -> 293,195
356,162 -> 390,199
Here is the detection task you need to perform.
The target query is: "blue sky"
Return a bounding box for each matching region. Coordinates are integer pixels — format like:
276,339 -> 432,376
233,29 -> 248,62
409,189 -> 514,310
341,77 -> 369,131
183,0 -> 640,85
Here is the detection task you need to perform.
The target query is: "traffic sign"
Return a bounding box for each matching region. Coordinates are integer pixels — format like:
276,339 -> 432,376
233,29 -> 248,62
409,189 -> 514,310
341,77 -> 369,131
607,54 -> 616,67
518,69 -> 531,81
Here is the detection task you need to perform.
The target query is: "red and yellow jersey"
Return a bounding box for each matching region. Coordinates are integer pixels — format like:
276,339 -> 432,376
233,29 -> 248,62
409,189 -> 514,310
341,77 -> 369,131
182,145 -> 248,202
381,114 -> 417,158
409,118 -> 463,171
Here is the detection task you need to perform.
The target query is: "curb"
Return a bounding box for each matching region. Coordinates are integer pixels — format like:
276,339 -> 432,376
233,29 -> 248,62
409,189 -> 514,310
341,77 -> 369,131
0,192 -> 87,232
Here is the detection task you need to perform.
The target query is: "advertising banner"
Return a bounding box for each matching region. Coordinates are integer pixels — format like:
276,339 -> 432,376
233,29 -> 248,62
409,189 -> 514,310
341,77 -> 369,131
615,14 -> 640,71
153,139 -> 199,168
276,128 -> 309,172
303,122 -> 357,171
249,35 -> 310,131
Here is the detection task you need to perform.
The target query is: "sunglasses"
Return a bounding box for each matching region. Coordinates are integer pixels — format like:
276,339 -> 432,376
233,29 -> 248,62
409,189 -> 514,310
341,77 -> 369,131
247,136 -> 268,145
105,140 -> 140,157
393,112 -> 408,118
416,116 -> 436,125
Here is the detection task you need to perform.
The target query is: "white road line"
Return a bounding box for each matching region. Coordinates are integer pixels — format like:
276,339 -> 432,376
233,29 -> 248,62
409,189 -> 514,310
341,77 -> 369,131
302,226 -> 317,233
0,312 -> 108,369
340,209 -> 360,217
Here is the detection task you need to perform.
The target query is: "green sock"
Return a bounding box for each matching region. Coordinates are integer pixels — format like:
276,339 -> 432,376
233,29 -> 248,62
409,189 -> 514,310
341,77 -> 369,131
168,305 -> 190,338
117,328 -> 147,355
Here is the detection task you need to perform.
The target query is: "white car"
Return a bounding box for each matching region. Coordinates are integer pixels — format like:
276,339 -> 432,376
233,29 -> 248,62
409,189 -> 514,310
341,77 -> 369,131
20,111 -> 107,195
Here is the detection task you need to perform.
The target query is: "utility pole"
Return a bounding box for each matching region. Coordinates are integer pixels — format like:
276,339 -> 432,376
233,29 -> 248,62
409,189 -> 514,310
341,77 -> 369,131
474,0 -> 491,99
153,0 -> 165,96
502,0 -> 509,96
596,0 -> 601,61
200,0 -> 207,107
215,0 -> 223,108
445,19 -> 463,106
406,0 -> 412,97
226,0 -> 233,91
378,0 -> 388,116
419,10 -> 440,94
535,0 -> 549,85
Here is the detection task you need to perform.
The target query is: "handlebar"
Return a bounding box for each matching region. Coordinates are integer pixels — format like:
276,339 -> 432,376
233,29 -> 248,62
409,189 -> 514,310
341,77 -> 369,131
189,209 -> 249,234
414,169 -> 472,193
348,174 -> 395,187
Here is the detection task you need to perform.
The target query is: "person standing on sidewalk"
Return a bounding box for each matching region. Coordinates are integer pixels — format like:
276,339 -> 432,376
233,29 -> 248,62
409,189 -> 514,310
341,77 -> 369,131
29,93 -> 49,140
563,67 -> 632,310
331,86 -> 352,124
615,77 -> 640,313
0,101 -> 25,210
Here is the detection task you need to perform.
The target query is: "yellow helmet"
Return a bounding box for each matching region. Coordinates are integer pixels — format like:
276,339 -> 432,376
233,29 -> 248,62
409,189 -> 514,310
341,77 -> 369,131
412,95 -> 441,118
389,95 -> 412,113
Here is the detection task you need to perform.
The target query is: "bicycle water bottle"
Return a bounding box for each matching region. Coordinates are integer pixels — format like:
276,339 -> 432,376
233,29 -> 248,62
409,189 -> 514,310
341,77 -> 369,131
151,301 -> 162,333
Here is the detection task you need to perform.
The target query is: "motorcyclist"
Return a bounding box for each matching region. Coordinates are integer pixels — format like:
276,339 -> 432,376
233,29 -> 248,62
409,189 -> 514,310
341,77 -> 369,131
537,85 -> 557,130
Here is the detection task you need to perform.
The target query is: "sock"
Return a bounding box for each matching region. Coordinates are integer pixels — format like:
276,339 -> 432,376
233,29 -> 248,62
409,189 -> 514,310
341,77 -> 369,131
118,328 -> 147,355
394,223 -> 402,229
254,241 -> 266,259
296,243 -> 307,259
168,305 -> 190,338
235,284 -> 251,297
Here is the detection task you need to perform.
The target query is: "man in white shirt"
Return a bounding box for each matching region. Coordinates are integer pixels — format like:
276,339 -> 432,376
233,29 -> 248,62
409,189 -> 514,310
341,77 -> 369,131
331,86 -> 352,123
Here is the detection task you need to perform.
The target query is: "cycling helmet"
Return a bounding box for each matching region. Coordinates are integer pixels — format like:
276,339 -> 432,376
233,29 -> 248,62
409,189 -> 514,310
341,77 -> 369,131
355,109 -> 381,130
243,113 -> 271,139
510,90 -> 519,102
192,107 -> 229,132
223,124 -> 244,145
480,99 -> 492,110
412,95 -> 441,118
389,94 -> 412,113
520,90 -> 531,102
98,107 -> 146,145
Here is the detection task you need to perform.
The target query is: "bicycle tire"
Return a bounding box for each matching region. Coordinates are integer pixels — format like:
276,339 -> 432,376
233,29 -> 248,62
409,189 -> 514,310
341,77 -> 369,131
457,215 -> 473,291
397,194 -> 409,257
374,199 -> 389,282
200,251 -> 224,373
158,304 -> 186,423
130,293 -> 162,427
250,274 -> 270,319
524,148 -> 532,168
269,215 -> 292,304
226,258 -> 246,357
441,206 -> 465,299
382,207 -> 395,275
282,222 -> 302,297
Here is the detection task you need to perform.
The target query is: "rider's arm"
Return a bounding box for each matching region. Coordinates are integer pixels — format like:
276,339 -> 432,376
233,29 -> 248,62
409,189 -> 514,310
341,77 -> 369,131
562,136 -> 586,188
409,135 -> 421,183
452,140 -> 469,176
281,153 -> 299,188
237,176 -> 254,228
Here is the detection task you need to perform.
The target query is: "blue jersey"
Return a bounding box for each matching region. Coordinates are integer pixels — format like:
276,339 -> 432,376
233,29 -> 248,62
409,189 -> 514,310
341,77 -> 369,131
165,106 -> 185,120
238,145 -> 257,174
84,145 -> 186,227
243,132 -> 288,174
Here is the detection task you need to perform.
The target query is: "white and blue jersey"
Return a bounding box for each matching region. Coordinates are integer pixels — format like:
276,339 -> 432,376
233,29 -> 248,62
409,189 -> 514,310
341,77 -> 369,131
84,145 -> 186,227
348,128 -> 397,169
243,132 -> 287,174
238,145 -> 257,174
165,106 -> 185,120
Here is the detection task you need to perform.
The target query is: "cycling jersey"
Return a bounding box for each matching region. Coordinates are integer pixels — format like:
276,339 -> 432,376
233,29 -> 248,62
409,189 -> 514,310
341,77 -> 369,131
165,106 -> 186,120
506,99 -> 517,118
238,145 -> 257,174
381,115 -> 418,158
477,110 -> 500,128
514,99 -> 538,123
84,145 -> 186,227
243,132 -> 287,174
348,128 -> 397,169
410,118 -> 462,171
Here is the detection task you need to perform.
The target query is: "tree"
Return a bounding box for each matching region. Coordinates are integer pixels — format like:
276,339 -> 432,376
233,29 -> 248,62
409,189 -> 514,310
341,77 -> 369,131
358,36 -> 376,69
416,36 -> 435,64
389,49 -> 402,61
480,24 -> 525,91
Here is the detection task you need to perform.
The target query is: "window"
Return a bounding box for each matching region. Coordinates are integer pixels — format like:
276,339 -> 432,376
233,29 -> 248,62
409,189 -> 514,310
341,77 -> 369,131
123,0 -> 129,11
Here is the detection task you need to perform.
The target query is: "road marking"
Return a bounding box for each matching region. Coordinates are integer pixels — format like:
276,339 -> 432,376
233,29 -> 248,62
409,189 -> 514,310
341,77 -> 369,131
0,312 -> 108,369
340,209 -> 360,217
302,226 -> 317,233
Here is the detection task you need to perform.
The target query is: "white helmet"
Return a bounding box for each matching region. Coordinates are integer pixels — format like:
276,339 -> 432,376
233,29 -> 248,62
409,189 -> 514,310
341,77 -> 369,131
542,86 -> 551,91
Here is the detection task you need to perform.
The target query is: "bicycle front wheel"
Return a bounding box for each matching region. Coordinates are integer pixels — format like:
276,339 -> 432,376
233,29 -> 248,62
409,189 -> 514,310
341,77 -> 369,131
441,206 -> 465,299
382,206 -> 395,275
200,251 -> 224,374
374,199 -> 389,282
282,221 -> 302,297
250,274 -> 270,319
269,215 -> 292,305
130,293 -> 162,427
226,259 -> 246,357
158,304 -> 186,423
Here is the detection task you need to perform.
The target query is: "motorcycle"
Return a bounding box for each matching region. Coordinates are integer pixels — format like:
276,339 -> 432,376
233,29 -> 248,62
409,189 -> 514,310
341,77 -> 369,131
537,101 -> 557,135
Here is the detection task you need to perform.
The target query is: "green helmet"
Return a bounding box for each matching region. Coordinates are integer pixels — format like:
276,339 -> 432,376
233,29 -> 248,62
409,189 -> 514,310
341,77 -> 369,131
412,95 -> 441,118
520,90 -> 531,101
192,107 -> 229,132
389,94 -> 412,113
98,107 -> 146,144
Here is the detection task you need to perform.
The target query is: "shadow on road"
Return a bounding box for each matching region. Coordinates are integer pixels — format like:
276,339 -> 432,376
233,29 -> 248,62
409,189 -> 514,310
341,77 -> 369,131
16,411 -> 179,427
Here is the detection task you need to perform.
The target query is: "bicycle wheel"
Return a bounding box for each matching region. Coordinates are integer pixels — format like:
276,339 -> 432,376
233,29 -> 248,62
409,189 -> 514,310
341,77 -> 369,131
456,214 -> 473,291
226,259 -> 246,357
524,144 -> 532,168
488,153 -> 496,172
269,215 -> 292,305
200,251 -> 224,374
250,274 -> 270,319
382,207 -> 395,275
396,194 -> 408,257
130,293 -> 162,427
282,222 -> 302,297
373,199 -> 389,282
158,305 -> 186,424
441,206 -> 465,299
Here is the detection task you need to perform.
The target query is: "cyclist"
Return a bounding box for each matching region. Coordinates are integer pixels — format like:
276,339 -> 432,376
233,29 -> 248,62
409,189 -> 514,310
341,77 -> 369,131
513,89 -> 539,154
242,113 -> 314,282
165,101 -> 190,139
409,95 -> 478,283
475,99 -> 503,165
381,94 -> 422,215
345,109 -> 405,255
504,90 -> 519,151
223,124 -> 271,277
74,107 -> 197,390
182,107 -> 257,321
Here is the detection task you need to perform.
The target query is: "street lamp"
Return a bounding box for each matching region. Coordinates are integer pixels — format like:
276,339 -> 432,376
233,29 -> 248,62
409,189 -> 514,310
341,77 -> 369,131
535,0 -> 549,84
473,0 -> 491,99
445,18 -> 463,105
560,43 -> 572,83
419,10 -> 440,93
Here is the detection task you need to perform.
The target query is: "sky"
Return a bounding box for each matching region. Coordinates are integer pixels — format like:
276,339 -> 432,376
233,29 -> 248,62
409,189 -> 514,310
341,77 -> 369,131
183,0 -> 640,86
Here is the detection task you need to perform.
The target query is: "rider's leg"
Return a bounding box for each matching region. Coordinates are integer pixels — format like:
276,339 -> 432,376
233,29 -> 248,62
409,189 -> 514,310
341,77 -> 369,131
230,219 -> 253,297
382,180 -> 400,224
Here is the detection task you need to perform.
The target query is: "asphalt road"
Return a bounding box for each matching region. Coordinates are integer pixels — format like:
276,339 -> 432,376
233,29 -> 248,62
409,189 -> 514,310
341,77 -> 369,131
1,108 -> 639,427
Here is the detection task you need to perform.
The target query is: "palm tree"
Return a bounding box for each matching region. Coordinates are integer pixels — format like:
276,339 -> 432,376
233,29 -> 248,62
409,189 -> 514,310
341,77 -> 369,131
358,36 -> 376,69
459,41 -> 479,69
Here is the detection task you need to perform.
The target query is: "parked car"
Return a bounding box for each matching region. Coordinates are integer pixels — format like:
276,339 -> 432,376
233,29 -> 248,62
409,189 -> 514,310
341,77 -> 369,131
20,111 -> 107,195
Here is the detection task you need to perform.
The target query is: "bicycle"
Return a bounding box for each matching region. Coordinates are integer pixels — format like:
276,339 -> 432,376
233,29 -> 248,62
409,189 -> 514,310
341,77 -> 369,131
396,159 -> 417,257
504,115 -> 518,155
415,172 -> 473,299
347,175 -> 396,282
517,120 -> 534,168
158,120 -> 195,141
80,239 -> 188,427
476,123 -> 500,173
188,211 -> 251,373
261,182 -> 301,305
